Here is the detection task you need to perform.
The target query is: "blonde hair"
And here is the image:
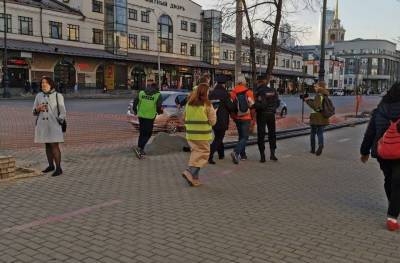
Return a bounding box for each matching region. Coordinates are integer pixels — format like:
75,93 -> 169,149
315,81 -> 329,96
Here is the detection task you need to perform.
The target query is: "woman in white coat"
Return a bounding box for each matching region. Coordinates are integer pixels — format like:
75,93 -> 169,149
33,77 -> 66,177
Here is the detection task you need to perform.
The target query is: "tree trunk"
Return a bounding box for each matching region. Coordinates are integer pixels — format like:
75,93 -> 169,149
242,0 -> 257,89
235,0 -> 243,84
265,0 -> 283,84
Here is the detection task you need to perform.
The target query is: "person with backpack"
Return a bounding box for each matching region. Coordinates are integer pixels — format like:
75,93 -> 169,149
133,83 -> 163,159
182,83 -> 217,187
230,75 -> 255,164
208,80 -> 236,164
253,76 -> 280,162
303,81 -> 334,156
360,83 -> 400,231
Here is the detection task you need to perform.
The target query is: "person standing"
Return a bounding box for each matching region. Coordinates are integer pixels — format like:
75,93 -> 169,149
33,76 -> 66,177
304,81 -> 330,156
253,76 -> 280,162
182,84 -> 216,187
133,83 -> 163,159
230,75 -> 254,164
360,83 -> 400,231
208,80 -> 236,164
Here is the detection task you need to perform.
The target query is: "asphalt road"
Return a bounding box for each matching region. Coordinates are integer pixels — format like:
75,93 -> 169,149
1,95 -> 381,116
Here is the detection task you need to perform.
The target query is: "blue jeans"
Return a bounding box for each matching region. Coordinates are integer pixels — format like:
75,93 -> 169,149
234,120 -> 251,155
310,125 -> 324,150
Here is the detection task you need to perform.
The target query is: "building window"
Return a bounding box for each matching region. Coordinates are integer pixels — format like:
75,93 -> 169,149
223,50 -> 228,60
92,0 -> 103,13
0,14 -> 11,33
281,59 -> 285,67
297,61 -> 301,69
67,24 -> 79,41
93,29 -> 103,44
129,34 -> 138,49
128,9 -> 137,20
228,50 -> 235,61
349,78 -> 353,85
181,20 -> 187,31
190,44 -> 196,56
141,36 -> 149,50
158,15 -> 173,53
141,11 -> 150,23
286,60 -> 290,68
190,22 -> 197,33
181,43 -> 188,55
18,16 -> 32,35
49,21 -> 62,39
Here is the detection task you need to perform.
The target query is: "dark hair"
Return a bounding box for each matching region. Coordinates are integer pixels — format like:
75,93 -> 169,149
382,82 -> 400,104
187,83 -> 211,107
41,76 -> 57,91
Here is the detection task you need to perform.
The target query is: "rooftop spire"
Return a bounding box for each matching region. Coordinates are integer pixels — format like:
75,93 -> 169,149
334,0 -> 339,20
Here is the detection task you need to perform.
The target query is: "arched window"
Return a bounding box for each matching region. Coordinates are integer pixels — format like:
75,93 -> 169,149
158,15 -> 173,53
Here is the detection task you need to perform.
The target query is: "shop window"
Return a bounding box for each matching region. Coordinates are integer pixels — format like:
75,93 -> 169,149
18,16 -> 32,35
141,11 -> 150,23
129,34 -> 138,49
190,44 -> 196,56
93,28 -> 103,44
141,36 -> 149,50
67,24 -> 79,41
129,9 -> 137,20
49,21 -> 62,39
0,14 -> 12,33
181,20 -> 187,31
158,15 -> 173,53
190,23 -> 197,33
92,0 -> 103,13
181,43 -> 188,55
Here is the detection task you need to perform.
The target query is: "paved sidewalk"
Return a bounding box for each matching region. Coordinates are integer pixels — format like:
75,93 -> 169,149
1,125 -> 400,263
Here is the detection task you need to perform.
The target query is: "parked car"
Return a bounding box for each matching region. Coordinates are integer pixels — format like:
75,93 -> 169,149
127,91 -> 189,133
333,90 -> 345,96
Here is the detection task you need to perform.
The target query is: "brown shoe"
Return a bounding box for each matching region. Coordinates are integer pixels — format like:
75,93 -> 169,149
192,179 -> 202,187
181,170 -> 194,186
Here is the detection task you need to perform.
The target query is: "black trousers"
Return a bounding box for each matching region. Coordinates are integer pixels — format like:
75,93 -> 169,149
378,159 -> 400,218
209,128 -> 226,160
257,113 -> 277,155
138,117 -> 155,149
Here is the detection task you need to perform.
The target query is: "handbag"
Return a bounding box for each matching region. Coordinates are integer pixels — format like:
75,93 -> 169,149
56,93 -> 67,133
377,119 -> 400,160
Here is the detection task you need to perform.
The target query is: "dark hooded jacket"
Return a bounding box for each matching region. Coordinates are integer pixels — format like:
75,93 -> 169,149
361,99 -> 400,158
133,84 -> 163,115
209,84 -> 236,131
253,84 -> 280,114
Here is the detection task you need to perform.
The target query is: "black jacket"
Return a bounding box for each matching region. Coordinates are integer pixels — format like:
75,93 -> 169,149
360,101 -> 400,158
208,85 -> 236,131
133,85 -> 163,115
253,84 -> 280,114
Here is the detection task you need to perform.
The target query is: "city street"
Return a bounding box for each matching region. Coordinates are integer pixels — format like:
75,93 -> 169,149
1,124 -> 400,263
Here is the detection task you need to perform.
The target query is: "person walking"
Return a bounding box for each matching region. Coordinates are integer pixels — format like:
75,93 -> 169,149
304,81 -> 330,156
182,84 -> 216,187
360,83 -> 400,231
230,75 -> 254,164
208,80 -> 236,164
133,83 -> 163,159
33,76 -> 66,177
253,76 -> 280,162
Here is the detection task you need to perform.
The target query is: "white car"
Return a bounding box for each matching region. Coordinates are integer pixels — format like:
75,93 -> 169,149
333,90 -> 345,96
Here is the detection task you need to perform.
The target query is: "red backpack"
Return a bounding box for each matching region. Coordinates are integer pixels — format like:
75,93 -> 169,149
378,119 -> 400,160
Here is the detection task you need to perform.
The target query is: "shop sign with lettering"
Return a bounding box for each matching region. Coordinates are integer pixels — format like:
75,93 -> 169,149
144,0 -> 185,11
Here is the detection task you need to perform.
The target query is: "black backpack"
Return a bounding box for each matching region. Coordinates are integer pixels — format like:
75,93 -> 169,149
235,91 -> 250,116
321,95 -> 335,118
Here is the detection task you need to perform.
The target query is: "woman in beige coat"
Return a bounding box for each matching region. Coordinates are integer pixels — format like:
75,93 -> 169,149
182,84 -> 216,187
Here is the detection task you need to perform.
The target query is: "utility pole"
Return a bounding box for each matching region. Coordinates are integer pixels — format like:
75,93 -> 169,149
318,0 -> 327,82
2,0 -> 10,98
235,0 -> 243,84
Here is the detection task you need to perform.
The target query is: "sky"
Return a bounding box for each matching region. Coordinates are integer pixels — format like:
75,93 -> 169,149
193,0 -> 400,47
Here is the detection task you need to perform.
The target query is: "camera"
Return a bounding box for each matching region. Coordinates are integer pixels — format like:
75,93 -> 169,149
300,93 -> 309,100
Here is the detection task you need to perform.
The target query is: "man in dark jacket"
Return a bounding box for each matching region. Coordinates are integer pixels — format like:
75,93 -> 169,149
208,81 -> 236,164
360,82 -> 400,231
133,83 -> 163,159
253,76 -> 280,162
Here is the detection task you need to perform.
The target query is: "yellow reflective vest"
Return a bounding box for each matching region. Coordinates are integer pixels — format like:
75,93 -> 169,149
185,105 -> 213,141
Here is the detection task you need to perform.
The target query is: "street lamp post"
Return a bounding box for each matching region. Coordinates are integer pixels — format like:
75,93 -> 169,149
318,0 -> 328,82
148,9 -> 162,90
2,0 -> 10,98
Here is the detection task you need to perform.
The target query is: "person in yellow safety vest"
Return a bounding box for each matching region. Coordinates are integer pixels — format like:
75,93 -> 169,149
133,83 -> 163,159
181,83 -> 217,187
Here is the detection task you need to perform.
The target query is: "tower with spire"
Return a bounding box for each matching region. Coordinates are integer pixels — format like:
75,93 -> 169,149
327,0 -> 346,45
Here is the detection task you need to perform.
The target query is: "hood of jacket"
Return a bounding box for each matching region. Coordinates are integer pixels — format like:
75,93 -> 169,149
378,101 -> 400,121
232,85 -> 249,94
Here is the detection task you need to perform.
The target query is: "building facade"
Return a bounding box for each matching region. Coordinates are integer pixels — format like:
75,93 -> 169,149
0,0 -> 306,94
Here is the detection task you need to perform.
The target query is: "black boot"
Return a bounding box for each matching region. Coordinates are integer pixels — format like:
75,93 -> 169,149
42,165 -> 55,173
208,158 -> 216,165
260,152 -> 266,163
51,168 -> 63,177
316,145 -> 324,156
270,149 -> 278,161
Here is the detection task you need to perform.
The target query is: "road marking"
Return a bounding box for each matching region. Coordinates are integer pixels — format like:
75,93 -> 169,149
2,200 -> 122,232
338,138 -> 351,143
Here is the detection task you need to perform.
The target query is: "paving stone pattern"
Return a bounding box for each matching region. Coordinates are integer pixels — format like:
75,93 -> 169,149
1,124 -> 400,263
